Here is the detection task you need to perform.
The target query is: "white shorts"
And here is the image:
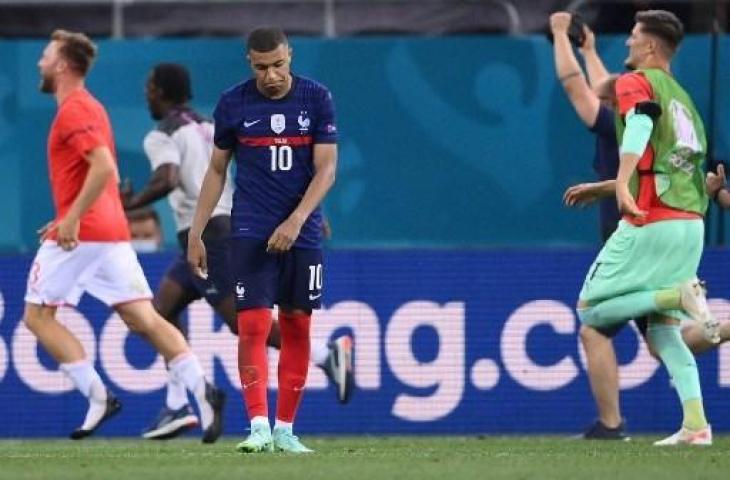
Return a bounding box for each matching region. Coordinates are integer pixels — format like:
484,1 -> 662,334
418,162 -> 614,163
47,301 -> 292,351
25,241 -> 153,307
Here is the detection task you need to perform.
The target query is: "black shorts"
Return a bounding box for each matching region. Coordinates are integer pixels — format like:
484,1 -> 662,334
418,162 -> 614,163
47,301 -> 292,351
166,215 -> 232,307
595,316 -> 649,338
231,237 -> 323,311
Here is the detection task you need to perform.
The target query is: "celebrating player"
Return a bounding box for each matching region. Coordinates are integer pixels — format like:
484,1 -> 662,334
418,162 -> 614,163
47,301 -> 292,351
552,11 -> 730,441
575,10 -> 717,445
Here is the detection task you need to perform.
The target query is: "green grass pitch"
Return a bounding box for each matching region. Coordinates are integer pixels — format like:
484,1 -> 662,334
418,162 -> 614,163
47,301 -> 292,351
1,436 -> 729,480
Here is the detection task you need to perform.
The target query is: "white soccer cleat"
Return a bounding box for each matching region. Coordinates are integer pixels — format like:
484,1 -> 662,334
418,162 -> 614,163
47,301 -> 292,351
679,279 -> 720,344
654,425 -> 712,446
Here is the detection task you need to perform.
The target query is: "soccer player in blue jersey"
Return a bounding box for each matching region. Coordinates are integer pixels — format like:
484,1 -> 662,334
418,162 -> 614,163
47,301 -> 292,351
188,27 -> 338,453
123,63 -> 352,440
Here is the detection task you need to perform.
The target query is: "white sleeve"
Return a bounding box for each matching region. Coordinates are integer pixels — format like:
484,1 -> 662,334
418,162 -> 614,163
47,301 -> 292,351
143,130 -> 181,170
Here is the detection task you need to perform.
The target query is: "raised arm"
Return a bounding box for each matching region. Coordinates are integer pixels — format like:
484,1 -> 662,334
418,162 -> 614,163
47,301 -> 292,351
550,12 -> 600,128
578,25 -> 611,88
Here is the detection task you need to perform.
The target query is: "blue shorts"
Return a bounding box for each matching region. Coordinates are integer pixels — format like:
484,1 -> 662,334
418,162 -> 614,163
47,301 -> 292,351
166,216 -> 233,307
231,237 -> 323,311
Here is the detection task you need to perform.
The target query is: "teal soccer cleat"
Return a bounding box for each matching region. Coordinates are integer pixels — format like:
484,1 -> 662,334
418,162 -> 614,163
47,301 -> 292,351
272,427 -> 314,454
236,423 -> 273,453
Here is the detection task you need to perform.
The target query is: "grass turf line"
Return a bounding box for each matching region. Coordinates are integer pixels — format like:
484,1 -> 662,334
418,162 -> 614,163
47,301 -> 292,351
0,436 -> 729,480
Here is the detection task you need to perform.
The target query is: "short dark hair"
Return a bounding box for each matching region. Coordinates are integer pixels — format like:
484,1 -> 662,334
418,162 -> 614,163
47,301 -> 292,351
51,29 -> 97,75
126,207 -> 160,225
247,26 -> 288,53
635,10 -> 684,54
150,63 -> 192,104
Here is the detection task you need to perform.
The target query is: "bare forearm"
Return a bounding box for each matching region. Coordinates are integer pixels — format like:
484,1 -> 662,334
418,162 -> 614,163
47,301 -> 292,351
617,153 -> 640,187
717,189 -> 730,209
553,33 -> 599,126
190,147 -> 231,238
554,34 -> 583,82
67,159 -> 114,221
189,166 -> 226,238
290,164 -> 335,224
125,176 -> 174,210
595,179 -> 617,197
581,49 -> 610,87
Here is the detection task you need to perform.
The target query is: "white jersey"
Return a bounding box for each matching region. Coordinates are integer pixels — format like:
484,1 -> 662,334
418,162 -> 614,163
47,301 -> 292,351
143,107 -> 234,232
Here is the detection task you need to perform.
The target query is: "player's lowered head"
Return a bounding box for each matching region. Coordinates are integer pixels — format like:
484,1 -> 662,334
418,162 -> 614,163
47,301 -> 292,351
38,29 -> 97,97
246,26 -> 293,100
146,63 -> 192,120
625,10 -> 683,72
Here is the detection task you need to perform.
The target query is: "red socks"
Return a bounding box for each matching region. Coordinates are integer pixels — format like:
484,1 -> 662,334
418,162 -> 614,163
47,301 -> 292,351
276,311 -> 311,423
237,308 -> 311,424
237,308 -> 272,419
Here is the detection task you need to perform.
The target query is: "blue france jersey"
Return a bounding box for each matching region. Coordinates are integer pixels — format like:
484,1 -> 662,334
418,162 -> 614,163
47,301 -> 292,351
213,75 -> 337,248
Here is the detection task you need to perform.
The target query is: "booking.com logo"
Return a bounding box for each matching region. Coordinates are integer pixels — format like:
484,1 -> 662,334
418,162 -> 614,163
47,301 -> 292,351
1,291 -> 730,423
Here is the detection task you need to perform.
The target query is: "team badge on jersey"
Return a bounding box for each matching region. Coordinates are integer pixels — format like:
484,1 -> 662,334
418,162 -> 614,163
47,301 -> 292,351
298,111 -> 310,133
270,114 -> 286,134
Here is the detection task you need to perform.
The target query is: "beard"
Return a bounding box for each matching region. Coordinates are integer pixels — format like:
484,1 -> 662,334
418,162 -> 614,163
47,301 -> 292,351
39,74 -> 55,93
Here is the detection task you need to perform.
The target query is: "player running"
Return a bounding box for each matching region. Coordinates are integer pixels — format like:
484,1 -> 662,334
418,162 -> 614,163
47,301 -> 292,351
551,11 -> 730,441
25,30 -> 224,442
575,10 -> 716,446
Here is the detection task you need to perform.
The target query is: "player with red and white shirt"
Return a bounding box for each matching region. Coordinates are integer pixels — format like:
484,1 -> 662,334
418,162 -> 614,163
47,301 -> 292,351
23,29 -> 225,442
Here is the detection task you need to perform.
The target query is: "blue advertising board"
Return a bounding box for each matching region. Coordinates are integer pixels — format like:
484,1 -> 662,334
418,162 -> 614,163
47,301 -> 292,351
1,249 -> 729,437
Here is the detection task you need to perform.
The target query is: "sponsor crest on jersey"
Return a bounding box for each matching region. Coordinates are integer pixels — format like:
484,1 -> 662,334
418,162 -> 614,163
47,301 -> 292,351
270,114 -> 286,134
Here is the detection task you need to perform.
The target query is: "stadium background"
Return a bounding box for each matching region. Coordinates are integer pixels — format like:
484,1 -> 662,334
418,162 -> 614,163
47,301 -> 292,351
0,0 -> 729,437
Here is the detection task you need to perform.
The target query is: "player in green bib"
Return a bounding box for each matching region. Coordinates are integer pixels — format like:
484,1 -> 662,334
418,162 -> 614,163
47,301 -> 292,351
576,10 -> 717,446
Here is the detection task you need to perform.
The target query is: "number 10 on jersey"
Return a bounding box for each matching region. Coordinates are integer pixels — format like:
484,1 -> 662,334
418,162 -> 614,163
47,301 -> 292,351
269,145 -> 293,171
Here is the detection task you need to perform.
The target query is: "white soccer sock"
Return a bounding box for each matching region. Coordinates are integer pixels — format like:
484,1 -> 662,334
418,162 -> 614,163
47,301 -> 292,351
169,353 -> 212,429
251,416 -> 271,431
274,419 -> 293,432
166,370 -> 189,411
61,361 -> 108,430
81,380 -> 111,431
310,341 -> 330,367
